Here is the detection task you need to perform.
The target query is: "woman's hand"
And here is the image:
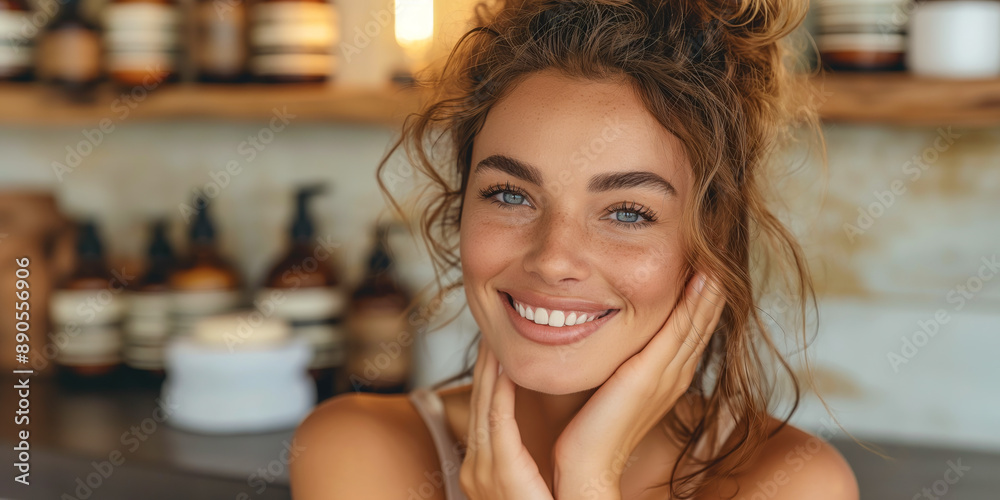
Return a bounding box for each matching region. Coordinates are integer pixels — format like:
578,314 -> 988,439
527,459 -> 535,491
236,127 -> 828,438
459,338 -> 555,500
552,272 -> 725,500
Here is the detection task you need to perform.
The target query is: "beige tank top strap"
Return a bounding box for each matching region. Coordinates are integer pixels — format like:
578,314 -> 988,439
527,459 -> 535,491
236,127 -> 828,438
408,387 -> 468,500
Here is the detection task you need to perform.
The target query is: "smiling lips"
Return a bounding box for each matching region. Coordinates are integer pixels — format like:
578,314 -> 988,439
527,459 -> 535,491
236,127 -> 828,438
513,299 -> 601,327
499,290 -> 619,346
501,291 -> 615,328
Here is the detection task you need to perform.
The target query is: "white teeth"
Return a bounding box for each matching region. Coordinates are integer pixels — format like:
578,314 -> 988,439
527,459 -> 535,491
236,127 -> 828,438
548,310 -> 565,327
511,297 -> 606,328
533,307 -> 549,325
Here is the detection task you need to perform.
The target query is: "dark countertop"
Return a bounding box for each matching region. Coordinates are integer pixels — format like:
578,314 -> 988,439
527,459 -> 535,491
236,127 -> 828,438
2,373 -> 999,500
831,438 -> 1000,500
1,372 -> 294,500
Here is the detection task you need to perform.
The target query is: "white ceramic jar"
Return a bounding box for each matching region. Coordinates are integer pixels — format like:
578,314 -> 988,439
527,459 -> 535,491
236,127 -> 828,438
908,0 -> 1000,78
162,313 -> 315,434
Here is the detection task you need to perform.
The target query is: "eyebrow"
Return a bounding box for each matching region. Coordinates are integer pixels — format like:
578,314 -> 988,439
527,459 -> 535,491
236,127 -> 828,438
474,154 -> 543,185
474,154 -> 677,197
587,171 -> 677,197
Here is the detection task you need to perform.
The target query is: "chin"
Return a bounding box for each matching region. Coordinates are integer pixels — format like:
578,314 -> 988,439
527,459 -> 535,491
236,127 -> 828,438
501,350 -> 611,395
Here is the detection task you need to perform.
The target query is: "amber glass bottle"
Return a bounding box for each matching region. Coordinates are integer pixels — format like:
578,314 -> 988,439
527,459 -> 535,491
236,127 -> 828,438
103,0 -> 181,87
0,0 -> 33,80
249,0 -> 337,83
36,0 -> 101,100
169,198 -> 242,340
194,0 -> 248,82
259,185 -> 346,401
345,224 -> 413,394
123,219 -> 175,384
49,221 -> 125,385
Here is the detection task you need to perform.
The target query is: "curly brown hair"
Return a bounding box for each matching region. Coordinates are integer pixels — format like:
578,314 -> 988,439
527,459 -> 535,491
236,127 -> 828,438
376,0 -> 827,497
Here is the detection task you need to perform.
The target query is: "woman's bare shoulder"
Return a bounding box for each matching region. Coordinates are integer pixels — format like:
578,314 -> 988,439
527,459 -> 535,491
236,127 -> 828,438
701,416 -> 859,500
289,391 -> 447,500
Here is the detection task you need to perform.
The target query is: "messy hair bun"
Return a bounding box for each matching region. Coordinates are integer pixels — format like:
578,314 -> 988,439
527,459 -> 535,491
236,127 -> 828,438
378,0 -> 822,497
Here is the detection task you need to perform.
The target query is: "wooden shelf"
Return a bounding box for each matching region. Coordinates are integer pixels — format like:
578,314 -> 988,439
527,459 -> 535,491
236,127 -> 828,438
0,83 -> 425,127
2,74 -> 998,127
815,72 -> 1000,127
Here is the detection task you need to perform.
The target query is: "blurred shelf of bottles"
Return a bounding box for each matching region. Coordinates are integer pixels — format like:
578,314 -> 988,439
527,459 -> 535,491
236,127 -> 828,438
814,0 -> 1000,78
18,185 -> 420,415
0,0 -> 427,123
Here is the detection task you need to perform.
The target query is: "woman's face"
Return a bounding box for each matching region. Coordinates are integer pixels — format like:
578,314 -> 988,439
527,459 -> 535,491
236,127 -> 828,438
460,69 -> 694,395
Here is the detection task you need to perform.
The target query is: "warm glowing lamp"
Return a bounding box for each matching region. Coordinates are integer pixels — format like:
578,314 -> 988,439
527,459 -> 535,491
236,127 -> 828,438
393,0 -> 434,84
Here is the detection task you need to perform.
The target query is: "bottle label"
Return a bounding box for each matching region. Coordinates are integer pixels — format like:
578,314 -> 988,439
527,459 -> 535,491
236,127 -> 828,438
104,4 -> 181,29
256,286 -> 346,320
345,310 -> 412,386
250,2 -> 338,78
171,289 -> 243,337
256,287 -> 347,368
50,289 -> 126,325
251,23 -> 336,48
126,291 -> 172,341
172,289 -> 242,315
53,324 -> 122,367
195,1 -> 247,75
104,4 -> 180,71
0,12 -> 32,70
128,291 -> 173,317
296,323 -> 347,369
253,3 -> 334,24
123,343 -> 164,370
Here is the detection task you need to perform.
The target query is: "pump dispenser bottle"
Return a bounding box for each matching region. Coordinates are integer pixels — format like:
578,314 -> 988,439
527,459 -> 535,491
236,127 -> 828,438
258,185 -> 346,401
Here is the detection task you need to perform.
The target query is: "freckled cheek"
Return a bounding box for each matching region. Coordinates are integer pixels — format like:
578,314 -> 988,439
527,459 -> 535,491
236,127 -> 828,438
600,242 -> 687,319
459,210 -> 531,288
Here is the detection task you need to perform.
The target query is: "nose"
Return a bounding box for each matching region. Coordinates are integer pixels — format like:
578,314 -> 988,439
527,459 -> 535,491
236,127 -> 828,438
521,210 -> 591,285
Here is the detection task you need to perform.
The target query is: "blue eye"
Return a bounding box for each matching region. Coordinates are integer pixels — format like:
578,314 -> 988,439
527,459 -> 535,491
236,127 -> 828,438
614,210 -> 640,223
501,192 -> 525,204
605,202 -> 657,228
478,182 -> 531,209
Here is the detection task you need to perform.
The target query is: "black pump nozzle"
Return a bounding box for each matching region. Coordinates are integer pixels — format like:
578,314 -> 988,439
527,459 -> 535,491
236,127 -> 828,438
290,184 -> 326,242
75,220 -> 103,259
189,194 -> 216,244
147,219 -> 174,260
367,224 -> 392,274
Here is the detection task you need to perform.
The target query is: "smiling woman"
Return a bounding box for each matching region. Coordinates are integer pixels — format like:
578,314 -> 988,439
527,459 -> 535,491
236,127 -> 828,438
290,1 -> 858,500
